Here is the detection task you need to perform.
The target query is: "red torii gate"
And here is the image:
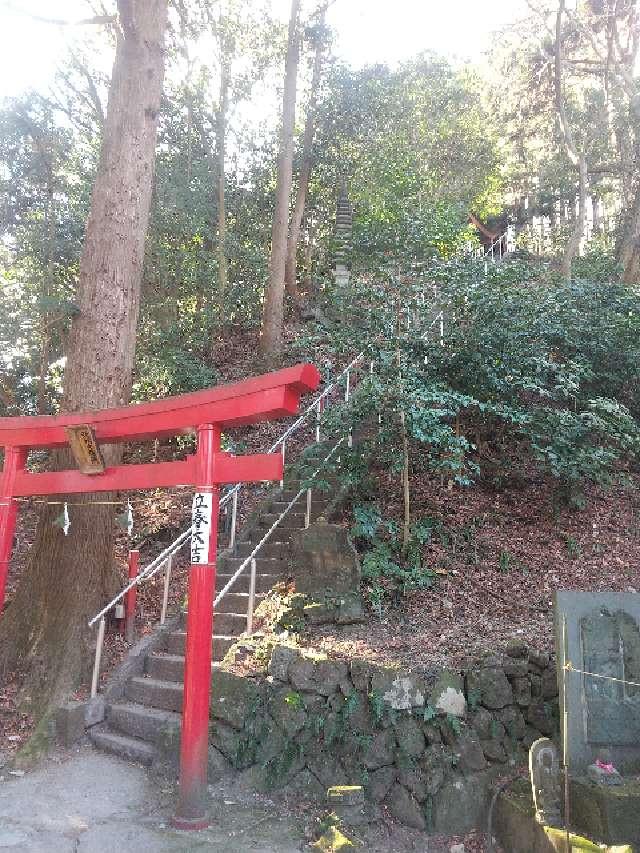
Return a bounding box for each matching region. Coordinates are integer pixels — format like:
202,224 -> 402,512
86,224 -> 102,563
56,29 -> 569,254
0,363 -> 320,829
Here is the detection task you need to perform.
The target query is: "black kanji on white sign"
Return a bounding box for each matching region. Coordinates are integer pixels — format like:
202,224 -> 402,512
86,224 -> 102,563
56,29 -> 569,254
191,492 -> 213,564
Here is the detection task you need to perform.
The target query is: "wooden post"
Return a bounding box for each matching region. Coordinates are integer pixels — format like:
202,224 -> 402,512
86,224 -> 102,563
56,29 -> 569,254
0,447 -> 27,613
124,550 -> 139,644
160,554 -> 172,625
172,424 -> 220,830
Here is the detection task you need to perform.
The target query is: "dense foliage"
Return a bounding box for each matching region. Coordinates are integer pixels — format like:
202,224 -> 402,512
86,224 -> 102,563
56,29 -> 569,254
1,6 -> 639,501
321,257 -> 640,491
298,255 -> 640,605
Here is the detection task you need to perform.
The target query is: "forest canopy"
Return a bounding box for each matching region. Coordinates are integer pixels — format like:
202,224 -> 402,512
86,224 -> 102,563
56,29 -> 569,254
1,0 -> 640,714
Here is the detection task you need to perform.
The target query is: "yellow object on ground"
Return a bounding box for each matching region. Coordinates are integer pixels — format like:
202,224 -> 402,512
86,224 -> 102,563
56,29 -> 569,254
544,827 -> 633,852
312,825 -> 356,852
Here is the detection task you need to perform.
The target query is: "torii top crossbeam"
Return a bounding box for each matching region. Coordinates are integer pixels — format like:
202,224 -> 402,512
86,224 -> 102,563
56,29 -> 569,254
0,363 -> 319,449
0,364 -> 320,497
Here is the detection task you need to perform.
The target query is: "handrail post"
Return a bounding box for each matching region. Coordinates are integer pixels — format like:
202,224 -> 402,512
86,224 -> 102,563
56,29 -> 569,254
160,554 -> 172,625
91,617 -> 106,698
125,550 -> 139,644
315,399 -> 322,443
345,368 -> 353,449
305,488 -> 312,529
280,440 -> 285,489
246,557 -> 257,635
229,489 -> 238,550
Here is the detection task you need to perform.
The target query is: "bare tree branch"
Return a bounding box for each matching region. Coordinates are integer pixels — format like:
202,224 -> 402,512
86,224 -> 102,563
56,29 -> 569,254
45,91 -> 96,137
555,0 -> 588,281
68,53 -> 105,127
1,1 -> 115,26
566,4 -> 637,100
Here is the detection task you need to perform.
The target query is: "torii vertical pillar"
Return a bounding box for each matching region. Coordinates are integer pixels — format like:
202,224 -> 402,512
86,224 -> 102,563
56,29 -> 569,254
172,424 -> 220,829
0,447 -> 27,609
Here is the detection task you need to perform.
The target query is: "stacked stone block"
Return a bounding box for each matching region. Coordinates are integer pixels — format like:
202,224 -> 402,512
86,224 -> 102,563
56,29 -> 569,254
208,638 -> 559,833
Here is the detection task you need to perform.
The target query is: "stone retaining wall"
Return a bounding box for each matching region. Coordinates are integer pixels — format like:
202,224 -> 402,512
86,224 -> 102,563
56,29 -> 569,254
209,639 -> 559,834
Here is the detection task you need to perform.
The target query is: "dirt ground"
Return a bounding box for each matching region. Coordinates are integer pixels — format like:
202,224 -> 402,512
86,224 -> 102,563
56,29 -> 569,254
0,746 -> 493,852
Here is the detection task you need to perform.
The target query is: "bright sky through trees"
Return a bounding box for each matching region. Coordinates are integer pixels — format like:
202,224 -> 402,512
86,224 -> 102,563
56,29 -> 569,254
0,0 -> 531,98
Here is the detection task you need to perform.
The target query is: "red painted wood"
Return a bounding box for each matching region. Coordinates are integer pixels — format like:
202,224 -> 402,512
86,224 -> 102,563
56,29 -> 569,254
0,364 -> 319,449
213,452 -> 283,485
124,550 -> 139,644
11,452 -> 282,497
0,364 -> 320,826
0,448 -> 27,611
173,425 -> 219,829
13,459 -> 196,497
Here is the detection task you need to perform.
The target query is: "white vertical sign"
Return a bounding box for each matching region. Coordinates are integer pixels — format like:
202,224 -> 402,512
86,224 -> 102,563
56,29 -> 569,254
191,492 -> 213,564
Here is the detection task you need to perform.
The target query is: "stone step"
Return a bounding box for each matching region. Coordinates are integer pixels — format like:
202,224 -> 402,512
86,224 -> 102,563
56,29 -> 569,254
258,511 -> 307,529
146,650 -> 226,681
278,489 -> 306,503
269,498 -> 329,515
249,526 -> 295,544
146,652 -> 187,682
107,700 -> 180,744
233,541 -> 288,559
90,725 -> 156,766
213,611 -> 248,634
217,569 -> 282,594
165,608 -> 247,636
126,676 -> 183,713
212,635 -> 236,661
278,484 -> 336,502
218,553 -> 283,573
165,630 -> 239,658
215,591 -> 265,614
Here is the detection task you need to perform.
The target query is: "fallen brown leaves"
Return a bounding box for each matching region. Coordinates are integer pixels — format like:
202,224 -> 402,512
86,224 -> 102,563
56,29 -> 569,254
308,464 -> 640,674
0,670 -> 34,763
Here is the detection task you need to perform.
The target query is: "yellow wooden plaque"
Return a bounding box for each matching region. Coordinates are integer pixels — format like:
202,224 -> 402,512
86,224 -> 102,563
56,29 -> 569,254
65,425 -> 105,474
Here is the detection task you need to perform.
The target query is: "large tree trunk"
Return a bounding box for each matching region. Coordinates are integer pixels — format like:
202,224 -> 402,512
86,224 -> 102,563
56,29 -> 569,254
555,0 -> 588,281
617,135 -> 640,282
284,8 -> 327,305
259,0 -> 301,359
0,0 -> 168,712
216,57 -> 230,312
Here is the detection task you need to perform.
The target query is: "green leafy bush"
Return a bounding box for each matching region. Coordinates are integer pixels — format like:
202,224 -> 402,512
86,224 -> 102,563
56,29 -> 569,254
351,504 -> 436,610
316,257 -> 640,508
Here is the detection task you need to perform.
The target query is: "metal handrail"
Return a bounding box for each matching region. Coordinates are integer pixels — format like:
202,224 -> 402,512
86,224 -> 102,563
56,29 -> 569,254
89,528 -> 192,627
214,352 -> 363,510
88,353 -> 364,629
213,439 -> 344,608
268,352 -> 364,451
485,233 -> 504,260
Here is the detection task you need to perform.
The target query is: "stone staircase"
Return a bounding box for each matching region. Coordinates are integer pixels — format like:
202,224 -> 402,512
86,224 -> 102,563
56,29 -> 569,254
89,474 -> 335,767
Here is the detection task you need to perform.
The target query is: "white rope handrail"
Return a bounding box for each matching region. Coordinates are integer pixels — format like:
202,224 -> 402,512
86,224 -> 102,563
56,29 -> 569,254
88,354 -> 364,628
88,528 -> 192,627
213,439 -> 344,608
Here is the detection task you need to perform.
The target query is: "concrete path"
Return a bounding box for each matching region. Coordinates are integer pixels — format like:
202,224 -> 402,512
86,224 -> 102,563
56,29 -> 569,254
0,747 -> 306,852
